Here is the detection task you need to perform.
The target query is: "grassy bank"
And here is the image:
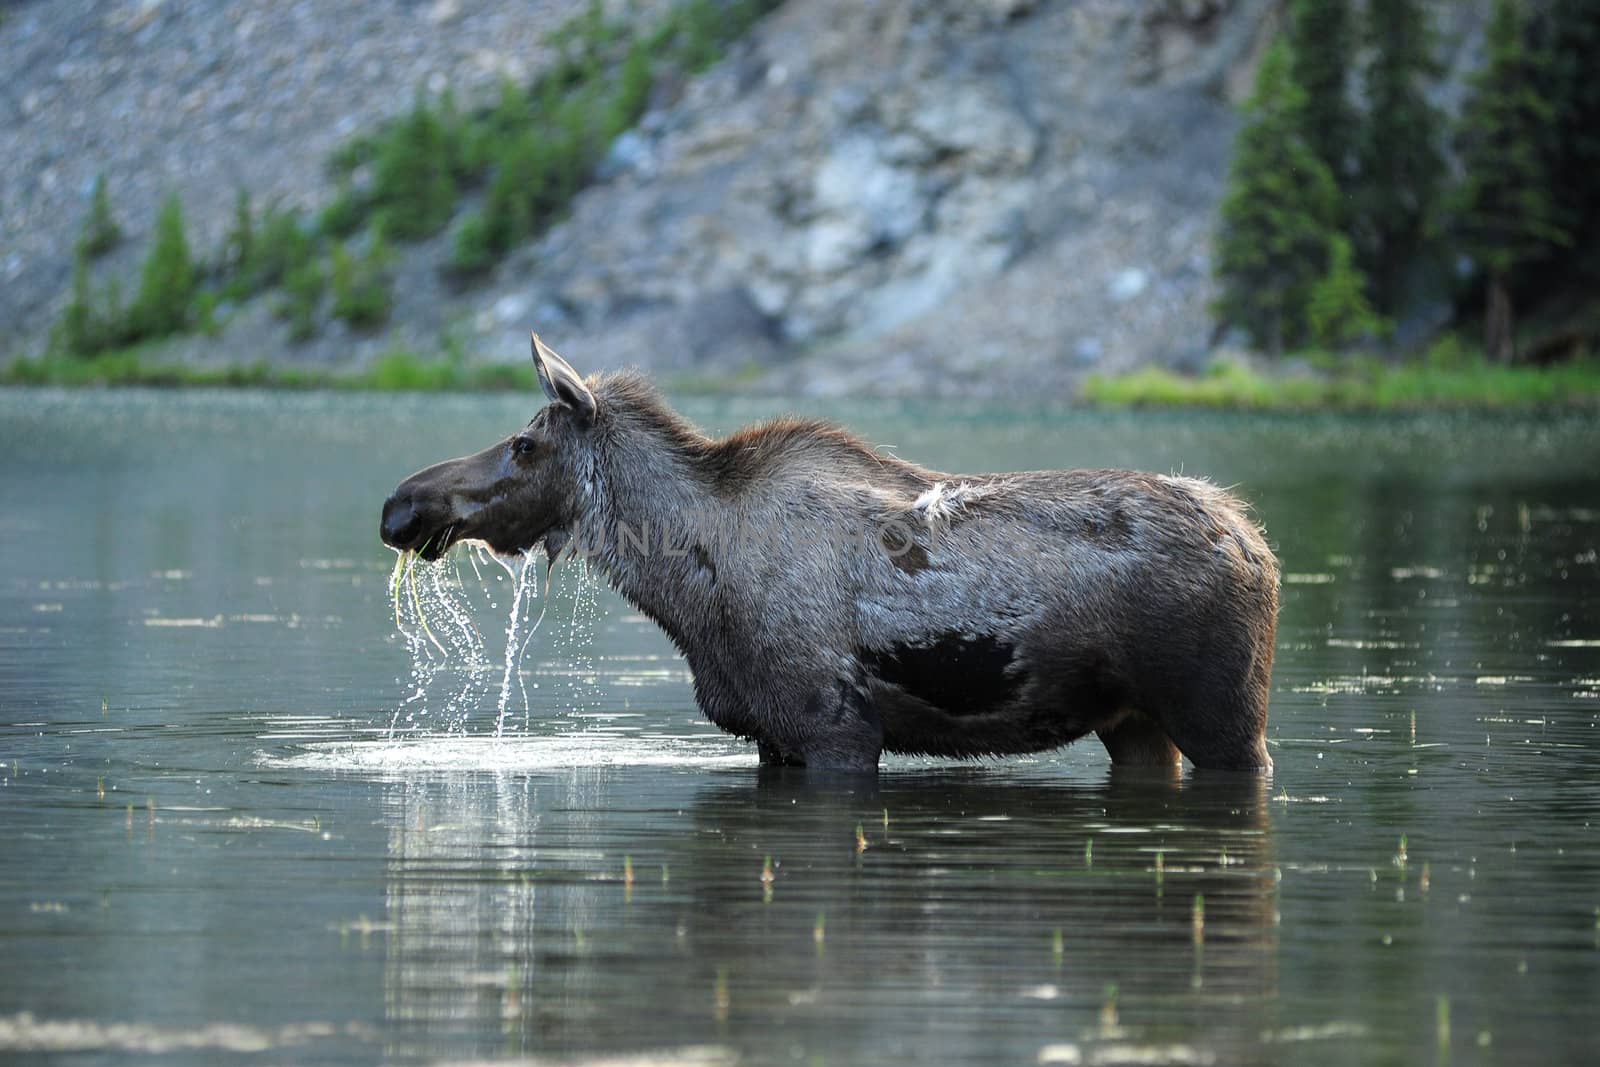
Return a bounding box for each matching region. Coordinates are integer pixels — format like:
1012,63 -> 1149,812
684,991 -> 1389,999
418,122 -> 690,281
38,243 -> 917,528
0,348 -> 538,393
7,343 -> 1600,410
1083,354 -> 1600,411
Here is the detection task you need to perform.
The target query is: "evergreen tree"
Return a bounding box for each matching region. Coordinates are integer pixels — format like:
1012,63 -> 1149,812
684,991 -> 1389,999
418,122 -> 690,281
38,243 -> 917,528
224,188 -> 254,279
57,255 -> 99,356
1538,0 -> 1600,272
449,212 -> 496,277
330,228 -> 394,330
1453,0 -> 1568,362
372,96 -> 458,240
1287,0 -> 1358,188
78,175 -> 122,259
609,39 -> 653,140
1307,235 -> 1385,348
484,133 -> 544,251
278,256 -> 325,343
1214,40 -> 1342,356
1356,0 -> 1447,316
131,193 -> 196,339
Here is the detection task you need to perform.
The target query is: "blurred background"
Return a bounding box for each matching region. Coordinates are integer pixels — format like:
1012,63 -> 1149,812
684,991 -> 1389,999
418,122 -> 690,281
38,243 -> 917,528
2,0 -> 1595,402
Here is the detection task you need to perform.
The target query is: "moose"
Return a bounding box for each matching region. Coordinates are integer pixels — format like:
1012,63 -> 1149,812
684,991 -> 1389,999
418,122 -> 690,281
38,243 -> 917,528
380,334 -> 1279,772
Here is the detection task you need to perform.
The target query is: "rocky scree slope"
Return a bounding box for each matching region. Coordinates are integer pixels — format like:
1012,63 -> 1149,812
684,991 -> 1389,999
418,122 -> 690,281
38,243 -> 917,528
2,0 -> 1390,397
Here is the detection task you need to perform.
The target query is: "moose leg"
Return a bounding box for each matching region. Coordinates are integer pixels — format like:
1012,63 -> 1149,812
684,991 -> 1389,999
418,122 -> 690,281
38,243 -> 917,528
1096,709 -> 1182,768
758,742 -> 806,767
1152,685 -> 1272,772
792,677 -> 883,771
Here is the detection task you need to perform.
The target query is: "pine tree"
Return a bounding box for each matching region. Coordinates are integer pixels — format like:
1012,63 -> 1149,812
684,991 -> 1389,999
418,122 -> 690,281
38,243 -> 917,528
224,188 -> 254,275
484,133 -> 544,252
1453,0 -> 1568,362
78,175 -> 122,259
1288,0 -> 1358,188
131,193 -> 196,339
331,228 -> 394,330
279,256 -> 325,343
1538,0 -> 1600,273
372,96 -> 458,240
1307,235 -> 1385,348
1214,40 -> 1342,356
609,40 -> 653,140
1356,0 -> 1447,316
58,255 -> 99,356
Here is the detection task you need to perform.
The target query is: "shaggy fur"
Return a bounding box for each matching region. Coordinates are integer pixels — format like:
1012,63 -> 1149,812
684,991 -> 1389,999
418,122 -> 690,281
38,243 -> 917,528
381,344 -> 1279,772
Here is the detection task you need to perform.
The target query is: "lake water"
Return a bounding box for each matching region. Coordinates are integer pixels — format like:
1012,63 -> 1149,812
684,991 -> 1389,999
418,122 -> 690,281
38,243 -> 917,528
1,388 -> 1597,1066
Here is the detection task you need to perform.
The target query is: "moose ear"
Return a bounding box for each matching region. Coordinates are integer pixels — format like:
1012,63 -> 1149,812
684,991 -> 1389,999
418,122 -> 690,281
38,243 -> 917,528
531,332 -> 596,424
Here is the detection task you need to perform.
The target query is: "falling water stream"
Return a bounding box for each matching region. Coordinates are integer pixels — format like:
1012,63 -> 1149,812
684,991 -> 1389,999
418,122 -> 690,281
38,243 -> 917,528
385,542 -> 610,739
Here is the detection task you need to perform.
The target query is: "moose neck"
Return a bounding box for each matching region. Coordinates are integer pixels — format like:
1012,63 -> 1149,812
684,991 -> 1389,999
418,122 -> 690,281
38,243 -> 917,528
567,395 -> 730,650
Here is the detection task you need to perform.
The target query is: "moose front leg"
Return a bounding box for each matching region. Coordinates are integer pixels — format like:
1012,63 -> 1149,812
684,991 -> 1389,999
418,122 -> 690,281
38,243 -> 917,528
784,676 -> 883,772
758,742 -> 806,767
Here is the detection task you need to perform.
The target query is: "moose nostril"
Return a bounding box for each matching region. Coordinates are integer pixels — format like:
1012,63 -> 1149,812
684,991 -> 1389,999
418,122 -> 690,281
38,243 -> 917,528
380,496 -> 421,548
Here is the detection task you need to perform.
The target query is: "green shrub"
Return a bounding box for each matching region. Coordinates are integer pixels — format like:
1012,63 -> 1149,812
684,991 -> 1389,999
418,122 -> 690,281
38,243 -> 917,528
484,133 -> 545,248
367,348 -> 460,391
318,184 -> 366,238
450,212 -> 497,277
56,257 -> 103,356
77,175 -> 122,259
248,204 -> 313,292
330,229 -> 394,330
130,193 -> 197,339
609,40 -> 654,138
675,0 -> 724,72
371,97 -> 458,240
222,188 -> 255,281
1307,236 -> 1387,348
193,290 -> 222,338
1422,333 -> 1469,369
278,256 -> 325,342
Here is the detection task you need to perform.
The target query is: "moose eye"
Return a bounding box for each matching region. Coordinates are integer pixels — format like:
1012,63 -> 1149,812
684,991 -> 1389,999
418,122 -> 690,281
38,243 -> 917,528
511,436 -> 538,456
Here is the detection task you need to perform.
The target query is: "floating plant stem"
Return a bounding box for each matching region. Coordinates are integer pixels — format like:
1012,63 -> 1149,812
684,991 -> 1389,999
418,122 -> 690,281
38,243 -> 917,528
390,550 -> 408,630
713,967 -> 730,1022
407,544 -> 446,657
1100,983 -> 1119,1033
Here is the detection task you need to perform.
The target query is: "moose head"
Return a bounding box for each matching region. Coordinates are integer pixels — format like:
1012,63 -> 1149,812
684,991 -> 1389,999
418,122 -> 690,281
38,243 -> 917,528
379,333 -> 598,561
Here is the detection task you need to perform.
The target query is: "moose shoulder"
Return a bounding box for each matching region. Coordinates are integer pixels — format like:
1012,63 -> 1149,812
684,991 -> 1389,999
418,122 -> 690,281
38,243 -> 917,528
380,334 -> 1278,772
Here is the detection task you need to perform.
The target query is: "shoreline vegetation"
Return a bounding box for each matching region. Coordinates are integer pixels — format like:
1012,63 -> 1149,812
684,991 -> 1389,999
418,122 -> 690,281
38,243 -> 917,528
3,342 -> 1597,411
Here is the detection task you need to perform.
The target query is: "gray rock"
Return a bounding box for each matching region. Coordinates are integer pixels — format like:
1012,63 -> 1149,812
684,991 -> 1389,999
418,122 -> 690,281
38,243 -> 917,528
598,130 -> 657,181
680,287 -> 782,365
1109,268 -> 1149,302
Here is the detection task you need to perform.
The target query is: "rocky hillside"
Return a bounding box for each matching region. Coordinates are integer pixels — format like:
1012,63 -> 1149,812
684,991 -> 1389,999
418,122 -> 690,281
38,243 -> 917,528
0,0 -> 1491,397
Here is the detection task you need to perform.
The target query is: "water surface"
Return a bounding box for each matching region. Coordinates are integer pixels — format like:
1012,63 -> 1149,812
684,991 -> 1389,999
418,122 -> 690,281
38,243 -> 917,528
2,389 -> 1597,1065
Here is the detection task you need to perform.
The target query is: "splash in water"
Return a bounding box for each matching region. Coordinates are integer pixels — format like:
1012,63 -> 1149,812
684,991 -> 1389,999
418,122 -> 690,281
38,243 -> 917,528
387,544 -> 551,737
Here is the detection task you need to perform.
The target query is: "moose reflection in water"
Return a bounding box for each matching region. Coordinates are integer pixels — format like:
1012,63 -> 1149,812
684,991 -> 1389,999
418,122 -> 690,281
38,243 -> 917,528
378,768 -> 1279,1061
381,334 -> 1279,772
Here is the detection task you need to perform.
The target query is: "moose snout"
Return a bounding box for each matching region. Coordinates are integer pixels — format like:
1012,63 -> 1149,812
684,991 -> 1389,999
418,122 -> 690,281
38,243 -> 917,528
380,492 -> 423,550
